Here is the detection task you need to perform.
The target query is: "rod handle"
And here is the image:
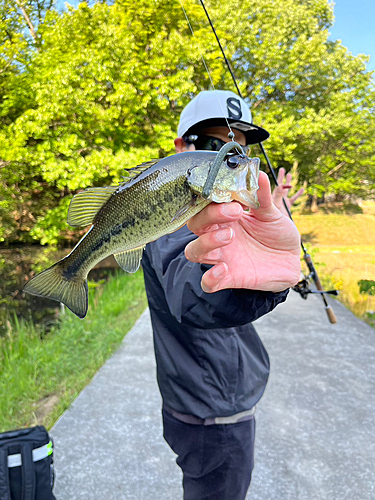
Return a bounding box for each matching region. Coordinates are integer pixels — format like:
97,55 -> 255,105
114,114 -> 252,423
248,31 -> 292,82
325,305 -> 337,324
304,253 -> 337,324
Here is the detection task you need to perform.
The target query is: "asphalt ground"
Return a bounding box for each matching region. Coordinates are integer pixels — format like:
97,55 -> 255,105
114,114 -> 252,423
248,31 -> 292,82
51,291 -> 375,500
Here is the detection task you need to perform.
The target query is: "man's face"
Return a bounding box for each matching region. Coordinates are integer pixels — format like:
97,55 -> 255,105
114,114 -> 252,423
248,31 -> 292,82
175,126 -> 247,153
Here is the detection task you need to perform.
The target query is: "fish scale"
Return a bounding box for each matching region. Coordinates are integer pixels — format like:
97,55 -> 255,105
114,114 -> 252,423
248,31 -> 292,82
63,167 -> 208,280
24,150 -> 260,318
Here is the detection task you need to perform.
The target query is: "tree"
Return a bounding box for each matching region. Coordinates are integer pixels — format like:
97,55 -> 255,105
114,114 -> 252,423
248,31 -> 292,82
0,0 -> 214,243
0,0 -> 44,241
0,0 -> 374,245
206,0 -> 375,199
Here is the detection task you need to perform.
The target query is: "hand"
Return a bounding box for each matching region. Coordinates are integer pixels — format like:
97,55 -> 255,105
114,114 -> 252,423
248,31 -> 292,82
185,171 -> 301,294
272,167 -> 304,216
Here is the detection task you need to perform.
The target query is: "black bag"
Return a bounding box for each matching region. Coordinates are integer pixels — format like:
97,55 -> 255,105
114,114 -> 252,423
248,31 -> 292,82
0,426 -> 55,500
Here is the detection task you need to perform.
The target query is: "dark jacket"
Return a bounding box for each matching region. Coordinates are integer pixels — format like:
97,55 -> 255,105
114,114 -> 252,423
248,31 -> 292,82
142,225 -> 289,419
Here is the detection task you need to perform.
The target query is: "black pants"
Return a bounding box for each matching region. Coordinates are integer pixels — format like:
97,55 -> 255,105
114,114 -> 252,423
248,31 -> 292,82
162,409 -> 255,500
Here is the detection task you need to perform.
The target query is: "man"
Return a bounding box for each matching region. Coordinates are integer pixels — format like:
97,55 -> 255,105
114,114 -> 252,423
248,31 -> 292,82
142,90 -> 301,500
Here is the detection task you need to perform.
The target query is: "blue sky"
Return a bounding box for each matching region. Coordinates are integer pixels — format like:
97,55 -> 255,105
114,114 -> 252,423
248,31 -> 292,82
329,0 -> 375,71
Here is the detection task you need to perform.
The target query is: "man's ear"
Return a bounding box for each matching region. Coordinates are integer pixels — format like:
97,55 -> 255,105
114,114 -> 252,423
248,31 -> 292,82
174,137 -> 186,153
175,137 -> 196,153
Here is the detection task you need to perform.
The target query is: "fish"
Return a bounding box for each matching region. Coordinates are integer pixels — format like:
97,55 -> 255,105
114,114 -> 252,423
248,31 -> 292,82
24,151 -> 260,318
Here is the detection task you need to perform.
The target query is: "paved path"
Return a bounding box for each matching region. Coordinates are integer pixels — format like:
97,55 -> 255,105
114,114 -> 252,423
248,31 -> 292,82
51,292 -> 375,500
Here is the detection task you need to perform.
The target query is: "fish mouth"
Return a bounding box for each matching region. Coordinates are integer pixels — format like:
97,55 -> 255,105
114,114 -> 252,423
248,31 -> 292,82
231,190 -> 260,209
210,188 -> 260,209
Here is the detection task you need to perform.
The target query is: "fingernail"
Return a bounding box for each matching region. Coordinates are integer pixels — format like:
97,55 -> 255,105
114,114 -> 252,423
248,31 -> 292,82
216,228 -> 233,242
212,264 -> 226,278
222,203 -> 241,216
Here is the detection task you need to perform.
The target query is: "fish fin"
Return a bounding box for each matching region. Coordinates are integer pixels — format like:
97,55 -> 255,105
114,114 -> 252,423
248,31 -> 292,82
114,245 -> 145,273
171,196 -> 198,223
68,161 -> 161,227
122,160 -> 160,183
67,186 -> 118,227
24,262 -> 88,319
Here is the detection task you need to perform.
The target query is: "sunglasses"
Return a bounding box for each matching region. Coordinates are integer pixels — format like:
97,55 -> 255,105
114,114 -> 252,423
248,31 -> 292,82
183,134 -> 249,154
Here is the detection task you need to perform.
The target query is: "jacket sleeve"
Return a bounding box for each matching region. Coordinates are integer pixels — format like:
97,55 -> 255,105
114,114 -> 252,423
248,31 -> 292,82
143,226 -> 289,330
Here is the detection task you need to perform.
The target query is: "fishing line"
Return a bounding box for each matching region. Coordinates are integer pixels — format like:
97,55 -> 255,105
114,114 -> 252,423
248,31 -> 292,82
196,0 -> 337,322
199,1 -> 283,182
178,0 -> 235,140
197,1 -> 295,212
199,0 -> 242,97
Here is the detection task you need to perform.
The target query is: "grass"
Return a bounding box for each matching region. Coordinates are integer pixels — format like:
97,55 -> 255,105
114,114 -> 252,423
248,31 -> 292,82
293,202 -> 375,329
0,270 -> 147,432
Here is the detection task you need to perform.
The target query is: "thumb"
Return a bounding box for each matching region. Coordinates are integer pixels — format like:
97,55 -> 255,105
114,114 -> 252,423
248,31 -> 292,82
253,172 -> 282,221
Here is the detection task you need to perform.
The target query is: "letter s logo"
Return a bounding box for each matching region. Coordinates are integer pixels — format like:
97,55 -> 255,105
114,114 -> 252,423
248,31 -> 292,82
226,98 -> 242,120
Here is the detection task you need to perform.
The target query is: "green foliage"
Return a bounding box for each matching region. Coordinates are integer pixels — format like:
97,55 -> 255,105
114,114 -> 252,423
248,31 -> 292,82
0,0 -> 374,245
358,279 -> 375,296
215,0 -> 375,198
29,196 -> 72,245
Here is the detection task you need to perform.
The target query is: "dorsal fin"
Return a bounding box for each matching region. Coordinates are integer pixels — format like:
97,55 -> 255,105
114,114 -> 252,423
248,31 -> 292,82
67,160 -> 160,227
121,160 -> 160,183
67,186 -> 118,227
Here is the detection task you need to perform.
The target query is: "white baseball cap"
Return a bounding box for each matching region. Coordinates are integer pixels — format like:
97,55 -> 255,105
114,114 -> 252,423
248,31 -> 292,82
177,90 -> 269,145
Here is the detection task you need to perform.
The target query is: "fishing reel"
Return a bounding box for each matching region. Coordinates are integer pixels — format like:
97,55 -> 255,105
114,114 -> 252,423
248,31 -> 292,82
293,278 -> 339,300
293,253 -> 339,324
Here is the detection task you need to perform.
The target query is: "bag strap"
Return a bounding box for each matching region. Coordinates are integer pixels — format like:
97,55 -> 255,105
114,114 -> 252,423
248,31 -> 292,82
0,448 -> 11,500
21,444 -> 35,500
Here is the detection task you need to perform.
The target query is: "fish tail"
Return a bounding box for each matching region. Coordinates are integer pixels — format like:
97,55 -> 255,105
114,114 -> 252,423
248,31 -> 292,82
24,261 -> 88,319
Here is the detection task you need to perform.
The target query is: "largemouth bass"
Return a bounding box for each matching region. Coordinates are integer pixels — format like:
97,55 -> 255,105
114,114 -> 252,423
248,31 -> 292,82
24,151 -> 260,318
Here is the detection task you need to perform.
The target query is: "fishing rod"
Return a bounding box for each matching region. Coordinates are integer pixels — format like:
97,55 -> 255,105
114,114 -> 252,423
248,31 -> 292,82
198,0 -> 338,324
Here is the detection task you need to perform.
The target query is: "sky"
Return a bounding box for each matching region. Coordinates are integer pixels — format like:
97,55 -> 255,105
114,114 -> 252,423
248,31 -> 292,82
329,0 -> 375,71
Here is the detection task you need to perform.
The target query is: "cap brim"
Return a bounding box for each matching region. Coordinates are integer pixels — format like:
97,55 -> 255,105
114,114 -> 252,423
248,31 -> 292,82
185,118 -> 270,145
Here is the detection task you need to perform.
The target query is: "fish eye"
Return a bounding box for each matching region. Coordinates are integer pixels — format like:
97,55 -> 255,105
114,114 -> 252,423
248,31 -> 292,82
226,156 -> 240,169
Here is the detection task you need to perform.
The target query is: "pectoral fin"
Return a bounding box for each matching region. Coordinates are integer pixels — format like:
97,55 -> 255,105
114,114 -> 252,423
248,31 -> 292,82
114,246 -> 145,273
171,195 -> 198,223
